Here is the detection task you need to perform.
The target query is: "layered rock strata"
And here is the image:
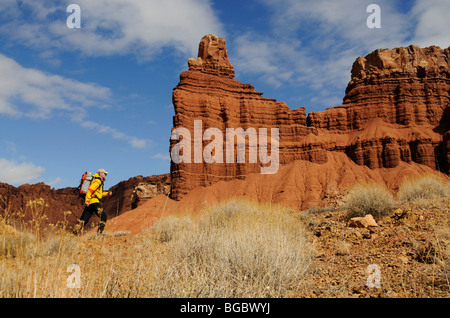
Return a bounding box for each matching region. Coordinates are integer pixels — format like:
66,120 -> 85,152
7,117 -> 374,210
308,45 -> 450,172
170,35 -> 449,200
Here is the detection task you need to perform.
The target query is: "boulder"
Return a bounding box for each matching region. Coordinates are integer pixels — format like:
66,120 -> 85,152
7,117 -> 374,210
348,214 -> 378,228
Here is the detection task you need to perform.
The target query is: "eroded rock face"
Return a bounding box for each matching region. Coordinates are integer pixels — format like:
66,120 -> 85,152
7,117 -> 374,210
308,45 -> 450,171
170,36 -> 449,200
188,34 -> 235,78
0,182 -> 83,230
130,180 -> 171,210
103,174 -> 171,217
171,35 -> 311,200
0,174 -> 171,230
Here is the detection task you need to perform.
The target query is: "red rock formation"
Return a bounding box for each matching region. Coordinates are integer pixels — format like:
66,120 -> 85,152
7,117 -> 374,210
107,151 -> 442,234
171,34 -> 311,200
308,45 -> 450,172
170,36 -> 449,201
103,174 -> 170,216
3,36 -> 448,236
309,45 -> 449,129
0,174 -> 171,232
187,34 -> 235,78
0,182 -> 83,231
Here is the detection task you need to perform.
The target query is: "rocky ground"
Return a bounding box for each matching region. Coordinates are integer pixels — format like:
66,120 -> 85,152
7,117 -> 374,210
2,179 -> 448,298
296,199 -> 449,298
97,195 -> 449,298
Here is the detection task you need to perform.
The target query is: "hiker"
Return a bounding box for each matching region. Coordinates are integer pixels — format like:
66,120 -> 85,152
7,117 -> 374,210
73,169 -> 112,235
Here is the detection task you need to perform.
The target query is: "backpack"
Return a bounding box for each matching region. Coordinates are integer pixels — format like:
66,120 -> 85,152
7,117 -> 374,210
74,171 -> 94,199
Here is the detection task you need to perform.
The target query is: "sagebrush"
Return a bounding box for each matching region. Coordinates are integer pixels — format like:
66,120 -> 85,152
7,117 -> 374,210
150,199 -> 315,297
344,183 -> 397,219
398,174 -> 449,203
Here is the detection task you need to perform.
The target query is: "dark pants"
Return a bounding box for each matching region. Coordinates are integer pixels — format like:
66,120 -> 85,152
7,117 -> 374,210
73,202 -> 107,234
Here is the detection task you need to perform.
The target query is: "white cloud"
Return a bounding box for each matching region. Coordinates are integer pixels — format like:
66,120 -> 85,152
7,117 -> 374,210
0,158 -> 45,185
129,138 -> 149,149
0,54 -> 111,119
152,153 -> 171,161
0,54 -> 151,149
0,0 -> 224,59
232,32 -> 354,106
411,0 -> 450,48
232,0 -> 448,109
77,119 -> 150,149
46,177 -> 62,187
259,0 -> 411,49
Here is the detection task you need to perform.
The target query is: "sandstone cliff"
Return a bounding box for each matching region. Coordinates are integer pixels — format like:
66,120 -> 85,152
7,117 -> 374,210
103,174 -> 170,216
2,35 -> 449,235
308,45 -> 450,171
170,35 -> 449,202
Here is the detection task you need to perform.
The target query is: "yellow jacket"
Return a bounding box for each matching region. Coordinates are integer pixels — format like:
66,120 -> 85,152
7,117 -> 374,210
85,173 -> 109,205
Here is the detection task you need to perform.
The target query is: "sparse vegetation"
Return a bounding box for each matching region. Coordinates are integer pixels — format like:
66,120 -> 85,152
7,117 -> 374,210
1,197 -> 314,298
398,174 -> 449,203
343,182 -> 398,219
150,199 -> 315,297
0,174 -> 448,298
151,214 -> 194,243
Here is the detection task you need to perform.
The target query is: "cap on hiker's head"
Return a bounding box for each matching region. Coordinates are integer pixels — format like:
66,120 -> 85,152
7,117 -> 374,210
97,169 -> 109,175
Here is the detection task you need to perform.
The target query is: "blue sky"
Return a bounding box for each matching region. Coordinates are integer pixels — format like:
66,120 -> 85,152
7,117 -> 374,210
0,0 -> 449,189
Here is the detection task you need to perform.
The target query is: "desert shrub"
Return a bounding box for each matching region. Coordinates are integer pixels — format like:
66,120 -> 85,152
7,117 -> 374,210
150,199 -> 314,297
412,225 -> 449,269
0,231 -> 34,259
202,199 -> 242,229
398,174 -> 449,203
344,183 -> 397,219
39,234 -> 78,257
335,240 -> 351,256
151,215 -> 195,242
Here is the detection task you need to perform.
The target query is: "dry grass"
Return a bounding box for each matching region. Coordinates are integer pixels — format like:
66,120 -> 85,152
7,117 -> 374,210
1,197 -> 314,298
150,199 -> 315,297
404,197 -> 449,275
343,182 -> 398,219
1,174 -> 447,298
398,174 -> 449,204
396,174 -> 449,278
